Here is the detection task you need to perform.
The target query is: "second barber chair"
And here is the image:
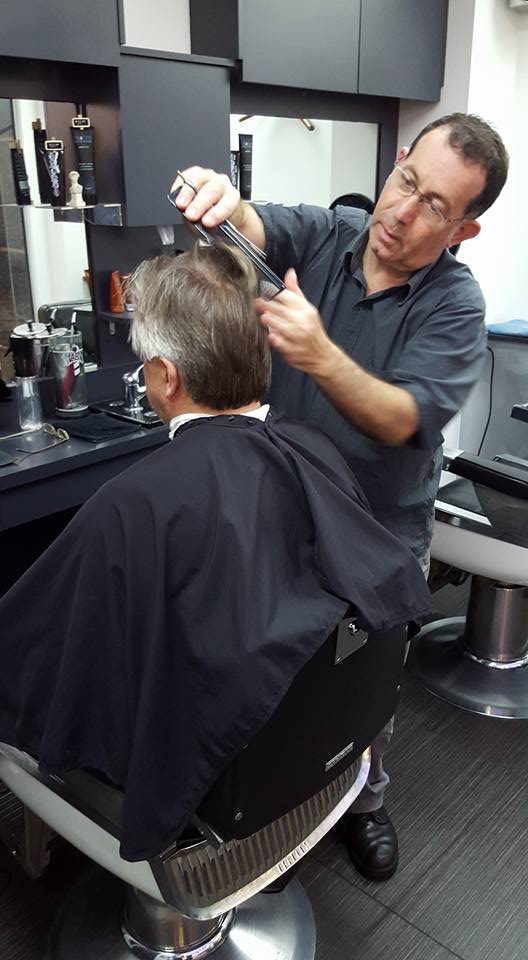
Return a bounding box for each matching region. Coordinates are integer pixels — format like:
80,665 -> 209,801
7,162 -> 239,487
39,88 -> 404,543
0,615 -> 408,960
408,448 -> 528,718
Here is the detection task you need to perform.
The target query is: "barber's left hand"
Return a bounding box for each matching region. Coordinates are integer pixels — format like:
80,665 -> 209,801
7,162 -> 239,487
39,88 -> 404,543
255,269 -> 336,375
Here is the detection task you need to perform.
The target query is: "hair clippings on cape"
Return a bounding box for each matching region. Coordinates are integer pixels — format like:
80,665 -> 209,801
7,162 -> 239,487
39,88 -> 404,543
167,173 -> 285,301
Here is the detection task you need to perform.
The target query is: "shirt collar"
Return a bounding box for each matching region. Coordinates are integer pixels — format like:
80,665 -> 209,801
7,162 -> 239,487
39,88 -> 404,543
344,221 -> 370,277
169,403 -> 270,440
344,223 -> 445,305
395,254 -> 445,305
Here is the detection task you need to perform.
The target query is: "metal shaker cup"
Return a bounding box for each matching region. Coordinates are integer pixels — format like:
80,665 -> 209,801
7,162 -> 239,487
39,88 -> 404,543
50,320 -> 88,416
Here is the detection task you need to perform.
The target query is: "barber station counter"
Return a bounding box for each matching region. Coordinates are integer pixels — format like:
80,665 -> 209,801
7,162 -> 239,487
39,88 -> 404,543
0,418 -> 168,531
0,397 -> 169,594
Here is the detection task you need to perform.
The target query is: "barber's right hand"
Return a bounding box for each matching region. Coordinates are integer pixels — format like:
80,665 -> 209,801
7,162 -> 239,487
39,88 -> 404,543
170,167 -> 241,228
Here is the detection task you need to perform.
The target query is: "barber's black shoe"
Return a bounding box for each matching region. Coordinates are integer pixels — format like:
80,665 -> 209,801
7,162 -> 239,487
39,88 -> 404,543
342,806 -> 398,881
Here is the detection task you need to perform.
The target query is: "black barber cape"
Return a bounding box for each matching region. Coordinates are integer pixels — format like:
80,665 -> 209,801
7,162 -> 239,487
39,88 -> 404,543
0,414 -> 431,860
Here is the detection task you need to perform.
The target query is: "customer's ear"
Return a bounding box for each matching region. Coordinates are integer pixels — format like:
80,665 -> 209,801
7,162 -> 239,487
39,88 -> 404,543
160,358 -> 180,399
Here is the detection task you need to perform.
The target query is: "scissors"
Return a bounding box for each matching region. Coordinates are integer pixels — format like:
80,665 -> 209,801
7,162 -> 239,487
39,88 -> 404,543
168,171 -> 285,301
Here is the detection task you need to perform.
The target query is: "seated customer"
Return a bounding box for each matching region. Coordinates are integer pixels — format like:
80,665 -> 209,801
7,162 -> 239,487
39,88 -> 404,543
0,243 -> 431,862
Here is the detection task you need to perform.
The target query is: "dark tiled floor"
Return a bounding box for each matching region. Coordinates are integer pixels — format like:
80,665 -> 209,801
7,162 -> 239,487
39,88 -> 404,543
2,581 -> 528,958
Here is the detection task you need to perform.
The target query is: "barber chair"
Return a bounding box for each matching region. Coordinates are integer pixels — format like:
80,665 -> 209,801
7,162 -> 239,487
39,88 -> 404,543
0,616 -> 407,960
408,447 -> 528,718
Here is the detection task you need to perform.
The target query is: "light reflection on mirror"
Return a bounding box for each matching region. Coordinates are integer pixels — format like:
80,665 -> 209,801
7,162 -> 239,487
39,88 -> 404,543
0,98 -> 91,375
230,114 -> 378,208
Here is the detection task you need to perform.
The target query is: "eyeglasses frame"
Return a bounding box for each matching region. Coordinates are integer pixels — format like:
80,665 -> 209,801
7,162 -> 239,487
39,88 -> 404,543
391,163 -> 468,226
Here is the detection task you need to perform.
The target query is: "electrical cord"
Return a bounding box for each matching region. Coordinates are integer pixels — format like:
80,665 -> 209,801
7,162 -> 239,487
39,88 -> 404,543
477,344 -> 495,456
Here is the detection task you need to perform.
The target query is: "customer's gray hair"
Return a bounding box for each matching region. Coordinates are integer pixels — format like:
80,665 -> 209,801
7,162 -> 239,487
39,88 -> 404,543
129,243 -> 271,409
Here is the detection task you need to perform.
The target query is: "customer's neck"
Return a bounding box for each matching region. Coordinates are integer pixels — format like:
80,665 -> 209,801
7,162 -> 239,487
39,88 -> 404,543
169,399 -> 263,420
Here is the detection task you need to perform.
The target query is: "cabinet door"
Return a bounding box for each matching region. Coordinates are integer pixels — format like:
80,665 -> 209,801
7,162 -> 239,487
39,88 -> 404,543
0,0 -> 120,66
239,0 -> 360,94
119,55 -> 231,228
359,0 -> 448,102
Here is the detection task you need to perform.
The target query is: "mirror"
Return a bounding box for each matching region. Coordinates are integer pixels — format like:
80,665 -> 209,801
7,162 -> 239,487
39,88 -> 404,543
230,114 -> 378,208
0,98 -> 92,376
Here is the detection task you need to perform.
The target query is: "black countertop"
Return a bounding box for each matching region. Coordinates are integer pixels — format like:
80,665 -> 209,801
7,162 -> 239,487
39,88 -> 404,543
0,423 -> 168,492
0,400 -> 168,530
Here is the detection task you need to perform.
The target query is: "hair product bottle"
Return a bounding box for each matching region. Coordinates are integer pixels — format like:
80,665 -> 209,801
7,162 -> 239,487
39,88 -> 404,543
9,140 -> 31,205
44,139 -> 65,207
32,119 -> 51,203
230,150 -> 240,190
238,134 -> 253,200
71,114 -> 97,206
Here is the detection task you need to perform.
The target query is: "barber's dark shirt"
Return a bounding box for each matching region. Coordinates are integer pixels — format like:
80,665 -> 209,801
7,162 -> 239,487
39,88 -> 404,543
256,203 -> 487,557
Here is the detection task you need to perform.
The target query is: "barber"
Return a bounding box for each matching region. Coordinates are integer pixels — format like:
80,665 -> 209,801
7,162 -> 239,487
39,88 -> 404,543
172,113 -> 508,881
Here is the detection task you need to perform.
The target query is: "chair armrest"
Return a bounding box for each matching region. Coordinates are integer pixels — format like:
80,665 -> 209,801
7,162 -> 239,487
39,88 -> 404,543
443,449 -> 528,501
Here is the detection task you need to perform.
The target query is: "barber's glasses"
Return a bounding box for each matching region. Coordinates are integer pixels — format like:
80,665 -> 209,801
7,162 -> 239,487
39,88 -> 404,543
167,172 -> 285,300
390,164 -> 466,226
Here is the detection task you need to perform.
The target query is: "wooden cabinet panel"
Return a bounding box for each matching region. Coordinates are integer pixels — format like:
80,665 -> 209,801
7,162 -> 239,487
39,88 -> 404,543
358,0 -> 448,102
0,0 -> 120,66
238,0 -> 360,94
192,0 -> 448,102
191,0 -> 360,94
118,54 -> 231,227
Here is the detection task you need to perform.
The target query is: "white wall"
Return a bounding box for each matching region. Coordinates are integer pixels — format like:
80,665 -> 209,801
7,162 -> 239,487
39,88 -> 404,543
461,3 -> 528,326
122,0 -> 190,53
330,121 -> 377,205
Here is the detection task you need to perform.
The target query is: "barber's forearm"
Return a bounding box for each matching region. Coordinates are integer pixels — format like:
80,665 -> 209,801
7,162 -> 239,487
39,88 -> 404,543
232,201 -> 266,252
312,343 -> 420,446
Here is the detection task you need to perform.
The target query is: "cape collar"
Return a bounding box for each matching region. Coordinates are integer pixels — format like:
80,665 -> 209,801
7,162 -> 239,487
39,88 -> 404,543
169,403 -> 270,439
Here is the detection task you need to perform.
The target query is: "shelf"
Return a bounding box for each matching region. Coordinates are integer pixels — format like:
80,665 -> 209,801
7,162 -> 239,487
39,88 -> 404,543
100,310 -> 133,323
120,46 -> 236,69
99,310 -> 133,335
0,203 -> 123,226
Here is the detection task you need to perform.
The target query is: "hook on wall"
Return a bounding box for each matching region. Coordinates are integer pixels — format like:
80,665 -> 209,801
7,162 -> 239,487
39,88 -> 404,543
239,115 -> 316,131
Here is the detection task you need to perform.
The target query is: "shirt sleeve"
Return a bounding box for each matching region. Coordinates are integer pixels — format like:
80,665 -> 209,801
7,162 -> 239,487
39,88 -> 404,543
384,286 -> 487,450
253,202 -> 362,277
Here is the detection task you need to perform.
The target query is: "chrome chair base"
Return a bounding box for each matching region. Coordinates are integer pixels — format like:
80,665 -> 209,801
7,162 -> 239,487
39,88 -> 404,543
46,865 -> 316,960
408,617 -> 528,719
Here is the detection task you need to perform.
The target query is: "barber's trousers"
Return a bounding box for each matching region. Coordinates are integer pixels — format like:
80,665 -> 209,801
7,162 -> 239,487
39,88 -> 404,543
349,550 -> 430,813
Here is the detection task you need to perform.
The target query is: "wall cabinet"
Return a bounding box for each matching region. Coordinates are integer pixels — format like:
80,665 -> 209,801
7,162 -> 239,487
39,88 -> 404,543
118,53 -> 231,227
238,0 -> 360,95
0,0 -> 120,67
191,0 -> 448,103
359,0 -> 448,102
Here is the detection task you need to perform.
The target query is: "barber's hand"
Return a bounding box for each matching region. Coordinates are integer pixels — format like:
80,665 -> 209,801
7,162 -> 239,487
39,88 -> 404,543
170,166 -> 241,228
255,269 -> 337,375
